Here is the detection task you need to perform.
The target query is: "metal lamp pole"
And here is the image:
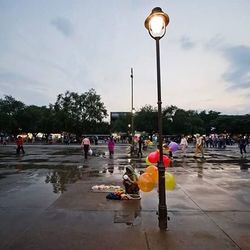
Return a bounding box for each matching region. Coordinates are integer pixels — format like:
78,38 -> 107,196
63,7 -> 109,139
131,68 -> 135,154
145,7 -> 170,230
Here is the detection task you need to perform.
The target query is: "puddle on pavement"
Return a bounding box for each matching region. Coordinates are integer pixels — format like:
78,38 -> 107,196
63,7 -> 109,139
114,210 -> 141,226
239,160 -> 249,170
1,152 -> 248,196
0,164 -> 101,194
45,168 -> 85,193
0,162 -> 137,194
49,148 -> 82,155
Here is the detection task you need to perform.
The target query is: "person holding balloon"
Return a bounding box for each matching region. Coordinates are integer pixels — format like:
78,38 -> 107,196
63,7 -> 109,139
123,165 -> 140,195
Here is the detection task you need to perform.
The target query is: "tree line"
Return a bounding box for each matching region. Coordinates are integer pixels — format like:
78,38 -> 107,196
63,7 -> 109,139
0,89 -> 249,138
111,105 -> 250,136
0,89 -> 109,138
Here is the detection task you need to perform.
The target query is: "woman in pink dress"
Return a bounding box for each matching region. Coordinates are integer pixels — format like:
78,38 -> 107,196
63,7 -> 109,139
108,136 -> 115,159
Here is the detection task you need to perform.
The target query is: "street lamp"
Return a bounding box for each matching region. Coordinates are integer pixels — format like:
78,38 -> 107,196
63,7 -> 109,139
145,7 -> 170,230
131,68 -> 135,154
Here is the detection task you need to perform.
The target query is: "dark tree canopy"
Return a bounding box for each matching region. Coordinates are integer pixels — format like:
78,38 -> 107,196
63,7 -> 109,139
0,92 -> 249,137
111,104 -> 250,136
0,95 -> 25,134
53,89 -> 108,135
0,90 -> 109,136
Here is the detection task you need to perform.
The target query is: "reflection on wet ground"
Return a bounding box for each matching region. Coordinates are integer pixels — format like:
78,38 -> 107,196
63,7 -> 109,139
45,168 -> 84,193
114,209 -> 142,226
0,144 -> 249,195
0,144 -> 249,250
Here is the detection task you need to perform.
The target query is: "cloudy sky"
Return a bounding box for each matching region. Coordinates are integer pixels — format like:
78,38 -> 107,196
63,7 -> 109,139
1,0 -> 250,117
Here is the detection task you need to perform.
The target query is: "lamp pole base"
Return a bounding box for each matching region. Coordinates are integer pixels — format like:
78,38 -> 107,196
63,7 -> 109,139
158,162 -> 168,230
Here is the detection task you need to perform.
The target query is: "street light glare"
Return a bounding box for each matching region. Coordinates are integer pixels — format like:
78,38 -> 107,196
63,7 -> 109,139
149,16 -> 165,38
145,7 -> 169,39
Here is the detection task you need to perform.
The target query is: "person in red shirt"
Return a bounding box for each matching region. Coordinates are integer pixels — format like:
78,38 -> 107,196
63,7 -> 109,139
16,136 -> 25,154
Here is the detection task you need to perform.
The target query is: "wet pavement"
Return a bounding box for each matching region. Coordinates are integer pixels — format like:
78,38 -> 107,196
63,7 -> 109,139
0,143 -> 250,250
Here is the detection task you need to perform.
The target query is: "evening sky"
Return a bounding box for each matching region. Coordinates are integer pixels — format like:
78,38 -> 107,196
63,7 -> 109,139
0,0 -> 250,117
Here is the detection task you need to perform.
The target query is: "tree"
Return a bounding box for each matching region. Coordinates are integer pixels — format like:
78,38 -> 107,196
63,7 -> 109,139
0,95 -> 25,134
162,105 -> 178,135
186,110 -> 205,135
111,113 -> 131,133
1,93 -> 249,137
53,89 -> 108,135
171,109 -> 191,135
20,105 -> 54,133
199,110 -> 220,134
135,105 -> 158,133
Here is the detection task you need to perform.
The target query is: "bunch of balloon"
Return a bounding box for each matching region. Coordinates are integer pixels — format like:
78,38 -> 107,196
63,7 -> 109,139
145,151 -> 171,167
140,151 -> 172,192
165,172 -> 176,191
138,173 -> 155,192
146,151 -> 171,166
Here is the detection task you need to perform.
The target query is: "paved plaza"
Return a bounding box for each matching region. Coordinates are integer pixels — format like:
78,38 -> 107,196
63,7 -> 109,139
0,143 -> 250,250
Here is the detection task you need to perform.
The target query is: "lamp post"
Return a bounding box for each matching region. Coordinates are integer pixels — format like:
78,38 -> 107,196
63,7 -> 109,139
131,68 -> 135,154
145,7 -> 170,230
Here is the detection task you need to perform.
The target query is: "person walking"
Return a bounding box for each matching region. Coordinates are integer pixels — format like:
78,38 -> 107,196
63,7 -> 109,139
137,136 -> 144,158
108,136 -> 115,159
239,135 -> 247,158
81,137 -> 90,159
194,134 -> 204,158
16,136 -> 25,154
180,135 -> 188,157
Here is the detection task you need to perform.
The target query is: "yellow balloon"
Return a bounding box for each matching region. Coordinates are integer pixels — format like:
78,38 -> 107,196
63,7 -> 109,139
145,156 -> 152,165
145,165 -> 158,183
138,173 -> 155,192
165,172 -> 176,191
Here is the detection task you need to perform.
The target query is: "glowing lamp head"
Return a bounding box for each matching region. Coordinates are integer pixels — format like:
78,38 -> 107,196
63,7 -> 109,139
145,7 -> 169,39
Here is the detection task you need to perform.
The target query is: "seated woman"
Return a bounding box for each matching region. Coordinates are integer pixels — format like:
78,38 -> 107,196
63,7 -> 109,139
123,165 -> 139,195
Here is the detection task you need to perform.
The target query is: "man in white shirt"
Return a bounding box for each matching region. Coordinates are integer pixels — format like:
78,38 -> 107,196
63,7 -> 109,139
81,137 -> 90,159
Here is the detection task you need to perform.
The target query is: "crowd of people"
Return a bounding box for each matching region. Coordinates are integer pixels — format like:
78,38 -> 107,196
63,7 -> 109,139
160,133 -> 249,159
177,134 -> 249,159
1,132 -> 248,159
78,132 -> 249,162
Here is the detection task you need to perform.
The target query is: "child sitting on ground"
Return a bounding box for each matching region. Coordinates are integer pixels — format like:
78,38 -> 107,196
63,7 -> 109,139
123,165 -> 139,195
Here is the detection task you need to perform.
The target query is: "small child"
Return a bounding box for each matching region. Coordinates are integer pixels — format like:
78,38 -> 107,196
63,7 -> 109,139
123,165 -> 139,195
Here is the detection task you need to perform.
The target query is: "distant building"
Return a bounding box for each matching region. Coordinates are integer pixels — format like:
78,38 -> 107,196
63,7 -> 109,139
110,112 -> 130,124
